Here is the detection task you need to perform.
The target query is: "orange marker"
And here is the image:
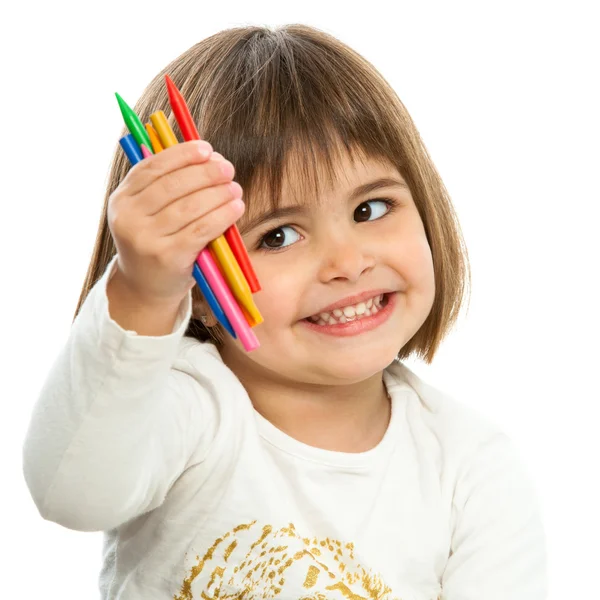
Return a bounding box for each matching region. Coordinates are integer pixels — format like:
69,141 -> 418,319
240,304 -> 256,328
145,123 -> 164,153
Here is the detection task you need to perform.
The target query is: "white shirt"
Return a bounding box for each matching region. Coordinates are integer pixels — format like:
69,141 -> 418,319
23,259 -> 548,599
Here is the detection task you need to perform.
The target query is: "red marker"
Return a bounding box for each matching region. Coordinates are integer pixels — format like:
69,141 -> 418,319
165,75 -> 201,141
165,75 -> 261,293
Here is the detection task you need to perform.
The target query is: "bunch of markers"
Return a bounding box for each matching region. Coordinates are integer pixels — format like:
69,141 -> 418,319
116,75 -> 261,352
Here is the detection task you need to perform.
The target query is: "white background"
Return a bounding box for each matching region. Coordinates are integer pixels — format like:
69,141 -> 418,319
2,0 -> 598,597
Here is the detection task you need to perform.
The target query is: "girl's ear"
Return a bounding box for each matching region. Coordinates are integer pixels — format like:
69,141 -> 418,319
191,289 -> 218,327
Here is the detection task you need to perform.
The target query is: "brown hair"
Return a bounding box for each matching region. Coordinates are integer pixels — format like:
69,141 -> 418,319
75,24 -> 471,364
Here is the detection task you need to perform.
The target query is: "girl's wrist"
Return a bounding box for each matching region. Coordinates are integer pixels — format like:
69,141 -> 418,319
106,268 -> 186,336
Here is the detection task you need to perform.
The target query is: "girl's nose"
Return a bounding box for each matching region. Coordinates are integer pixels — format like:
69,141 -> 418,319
316,234 -> 376,283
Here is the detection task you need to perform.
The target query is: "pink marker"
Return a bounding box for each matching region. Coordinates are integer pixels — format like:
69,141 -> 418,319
141,144 -> 152,158
197,249 -> 260,351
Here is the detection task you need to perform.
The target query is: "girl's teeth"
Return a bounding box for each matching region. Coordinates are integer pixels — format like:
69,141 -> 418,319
309,294 -> 386,325
343,306 -> 356,318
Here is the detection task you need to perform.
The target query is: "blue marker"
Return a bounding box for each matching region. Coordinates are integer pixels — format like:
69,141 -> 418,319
119,134 -> 143,165
192,264 -> 237,338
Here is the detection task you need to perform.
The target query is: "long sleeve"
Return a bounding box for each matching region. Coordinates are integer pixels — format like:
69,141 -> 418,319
441,433 -> 548,599
22,258 -> 211,532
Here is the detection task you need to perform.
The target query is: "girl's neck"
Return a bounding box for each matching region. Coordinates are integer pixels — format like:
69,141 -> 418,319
227,362 -> 391,453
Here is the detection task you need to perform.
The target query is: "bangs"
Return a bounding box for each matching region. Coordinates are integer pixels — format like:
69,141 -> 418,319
237,135 -> 382,230
165,25 -> 407,223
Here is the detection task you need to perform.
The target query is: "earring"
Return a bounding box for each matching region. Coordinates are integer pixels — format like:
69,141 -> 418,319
200,315 -> 208,324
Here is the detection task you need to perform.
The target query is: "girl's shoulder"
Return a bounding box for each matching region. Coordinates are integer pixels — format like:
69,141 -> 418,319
384,360 -> 509,456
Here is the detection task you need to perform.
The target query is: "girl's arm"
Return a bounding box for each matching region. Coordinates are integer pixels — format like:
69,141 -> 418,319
441,434 -> 548,599
22,258 -> 214,532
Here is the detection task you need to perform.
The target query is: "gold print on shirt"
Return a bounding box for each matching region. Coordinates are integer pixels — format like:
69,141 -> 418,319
174,521 -> 433,600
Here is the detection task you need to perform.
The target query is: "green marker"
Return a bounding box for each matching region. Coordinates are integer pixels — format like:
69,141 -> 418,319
115,93 -> 153,154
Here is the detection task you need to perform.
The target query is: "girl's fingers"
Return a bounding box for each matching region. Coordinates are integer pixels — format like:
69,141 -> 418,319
140,158 -> 236,216
153,181 -> 243,237
123,140 -> 214,196
174,197 -> 246,258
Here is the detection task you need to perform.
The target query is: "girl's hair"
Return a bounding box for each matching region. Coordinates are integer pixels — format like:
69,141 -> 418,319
75,24 -> 470,364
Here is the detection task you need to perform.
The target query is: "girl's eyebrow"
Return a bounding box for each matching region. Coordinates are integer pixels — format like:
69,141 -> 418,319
240,177 -> 408,234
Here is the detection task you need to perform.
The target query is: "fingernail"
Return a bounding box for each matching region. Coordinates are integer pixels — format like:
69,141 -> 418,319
229,181 -> 243,197
220,161 -> 235,178
196,141 -> 212,157
230,198 -> 245,213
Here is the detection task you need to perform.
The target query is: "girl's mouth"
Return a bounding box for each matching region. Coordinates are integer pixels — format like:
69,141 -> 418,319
301,292 -> 396,337
305,293 -> 389,325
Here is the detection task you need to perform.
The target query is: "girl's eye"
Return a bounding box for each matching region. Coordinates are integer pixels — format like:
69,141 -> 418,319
257,198 -> 397,252
354,198 -> 394,223
259,226 -> 301,251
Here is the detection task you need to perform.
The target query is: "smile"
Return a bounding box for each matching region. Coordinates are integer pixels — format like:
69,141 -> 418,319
301,293 -> 396,337
307,293 -> 387,325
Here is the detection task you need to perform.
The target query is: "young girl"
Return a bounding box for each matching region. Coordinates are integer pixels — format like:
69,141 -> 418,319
22,24 -> 547,600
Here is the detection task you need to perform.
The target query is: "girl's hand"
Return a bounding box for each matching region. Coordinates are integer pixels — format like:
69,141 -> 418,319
107,141 -> 244,308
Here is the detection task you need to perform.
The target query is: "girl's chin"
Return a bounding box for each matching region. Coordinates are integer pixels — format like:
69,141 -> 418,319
304,352 -> 398,384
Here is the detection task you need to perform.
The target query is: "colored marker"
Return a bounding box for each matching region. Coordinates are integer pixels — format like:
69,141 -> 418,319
196,251 -> 259,352
240,303 -> 255,328
164,75 -> 200,141
119,134 -> 143,165
208,246 -> 258,327
145,123 -> 164,153
137,144 -> 237,340
150,110 -> 179,148
164,74 -> 262,294
192,264 -> 237,339
224,227 -> 261,292
115,93 -> 153,154
210,237 -> 263,325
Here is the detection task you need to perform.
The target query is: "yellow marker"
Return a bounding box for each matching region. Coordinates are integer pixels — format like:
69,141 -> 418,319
150,110 -> 179,148
145,123 -> 164,153
210,237 -> 263,326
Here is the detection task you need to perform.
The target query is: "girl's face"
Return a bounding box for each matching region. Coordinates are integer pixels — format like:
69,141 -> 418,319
217,151 -> 435,387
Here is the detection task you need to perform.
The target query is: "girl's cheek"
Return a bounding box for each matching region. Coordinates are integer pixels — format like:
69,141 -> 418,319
402,236 -> 435,289
261,272 -> 304,321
